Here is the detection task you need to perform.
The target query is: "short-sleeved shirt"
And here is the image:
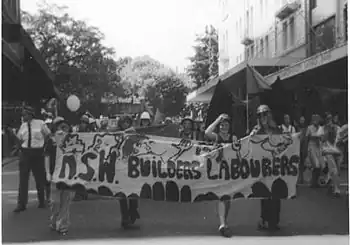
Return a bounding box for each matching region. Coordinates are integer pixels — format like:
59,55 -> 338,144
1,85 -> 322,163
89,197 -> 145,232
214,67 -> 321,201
17,119 -> 51,149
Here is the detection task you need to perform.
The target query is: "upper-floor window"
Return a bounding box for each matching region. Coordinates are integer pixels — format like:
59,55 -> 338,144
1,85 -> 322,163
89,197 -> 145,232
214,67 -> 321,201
289,16 -> 295,46
310,0 -> 317,10
345,4 -> 348,41
250,44 -> 255,57
3,0 -> 19,22
282,21 -> 288,50
260,0 -> 264,18
239,18 -> 242,38
265,35 -> 269,57
246,10 -> 250,35
250,7 -> 254,35
260,39 -> 264,57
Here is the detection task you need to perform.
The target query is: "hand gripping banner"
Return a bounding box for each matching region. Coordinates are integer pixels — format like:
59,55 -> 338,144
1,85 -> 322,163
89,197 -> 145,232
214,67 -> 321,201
53,132 -> 300,202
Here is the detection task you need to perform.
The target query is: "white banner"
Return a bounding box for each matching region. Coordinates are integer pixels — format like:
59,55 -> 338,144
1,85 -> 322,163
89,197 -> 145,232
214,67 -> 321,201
53,132 -> 300,202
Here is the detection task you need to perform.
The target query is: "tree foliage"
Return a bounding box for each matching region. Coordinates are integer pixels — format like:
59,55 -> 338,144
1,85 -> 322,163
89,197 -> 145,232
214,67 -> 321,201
119,55 -> 188,116
21,2 -> 125,116
187,25 -> 219,89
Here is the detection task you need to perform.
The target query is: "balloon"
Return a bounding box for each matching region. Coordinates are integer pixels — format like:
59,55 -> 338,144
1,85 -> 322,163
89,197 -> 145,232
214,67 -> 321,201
66,95 -> 80,112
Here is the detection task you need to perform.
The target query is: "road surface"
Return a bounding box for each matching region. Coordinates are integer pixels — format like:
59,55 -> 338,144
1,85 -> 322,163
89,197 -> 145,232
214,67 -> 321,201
2,161 -> 349,244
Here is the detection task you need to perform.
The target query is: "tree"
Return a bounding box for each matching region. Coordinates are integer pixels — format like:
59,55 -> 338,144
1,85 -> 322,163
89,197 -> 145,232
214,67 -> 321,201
21,1 -> 126,116
187,25 -> 219,89
145,71 -> 188,117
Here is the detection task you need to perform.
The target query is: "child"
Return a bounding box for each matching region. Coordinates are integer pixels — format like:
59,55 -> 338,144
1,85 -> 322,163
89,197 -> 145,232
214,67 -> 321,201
49,117 -> 76,235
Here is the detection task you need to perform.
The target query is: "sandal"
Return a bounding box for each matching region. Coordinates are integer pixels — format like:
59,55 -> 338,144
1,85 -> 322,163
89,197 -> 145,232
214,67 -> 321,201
57,229 -> 68,236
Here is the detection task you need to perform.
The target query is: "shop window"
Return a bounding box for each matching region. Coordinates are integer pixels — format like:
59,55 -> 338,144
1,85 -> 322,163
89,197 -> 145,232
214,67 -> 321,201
345,4 -> 348,41
313,16 -> 336,54
310,0 -> 317,10
282,21 -> 288,50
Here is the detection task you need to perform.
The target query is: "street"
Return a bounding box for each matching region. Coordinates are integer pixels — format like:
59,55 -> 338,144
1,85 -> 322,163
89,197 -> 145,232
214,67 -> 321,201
2,160 -> 349,244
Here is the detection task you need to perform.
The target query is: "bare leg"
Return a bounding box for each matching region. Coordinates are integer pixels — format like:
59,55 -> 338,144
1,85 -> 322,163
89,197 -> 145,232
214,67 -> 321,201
217,200 -> 231,237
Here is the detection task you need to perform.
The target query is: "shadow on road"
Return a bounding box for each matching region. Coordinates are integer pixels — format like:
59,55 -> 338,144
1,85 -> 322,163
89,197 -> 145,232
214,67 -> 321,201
2,186 -> 349,243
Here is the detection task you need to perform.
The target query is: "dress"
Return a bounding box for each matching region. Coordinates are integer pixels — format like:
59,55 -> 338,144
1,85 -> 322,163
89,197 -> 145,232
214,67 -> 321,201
306,125 -> 325,169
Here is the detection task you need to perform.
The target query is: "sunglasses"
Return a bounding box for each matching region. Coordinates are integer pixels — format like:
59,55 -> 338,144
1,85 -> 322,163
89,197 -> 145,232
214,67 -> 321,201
258,112 -> 268,117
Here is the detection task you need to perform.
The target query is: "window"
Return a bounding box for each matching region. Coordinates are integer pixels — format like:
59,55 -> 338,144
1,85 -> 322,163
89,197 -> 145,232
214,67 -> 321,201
250,7 -> 254,35
226,30 -> 229,52
260,0 -> 263,18
345,4 -> 348,41
250,44 -> 254,57
265,35 -> 269,57
282,21 -> 288,50
246,10 -> 249,35
236,21 -> 239,37
260,39 -> 264,57
289,17 -> 295,46
310,0 -> 317,10
239,18 -> 242,38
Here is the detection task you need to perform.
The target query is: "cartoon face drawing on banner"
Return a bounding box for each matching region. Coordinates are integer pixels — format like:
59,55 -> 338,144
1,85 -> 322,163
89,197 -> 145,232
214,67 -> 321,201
59,134 -> 86,155
87,133 -> 123,161
251,134 -> 294,158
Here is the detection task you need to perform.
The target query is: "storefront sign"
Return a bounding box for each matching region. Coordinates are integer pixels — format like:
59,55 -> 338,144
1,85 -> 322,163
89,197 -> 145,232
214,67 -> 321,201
53,132 -> 300,202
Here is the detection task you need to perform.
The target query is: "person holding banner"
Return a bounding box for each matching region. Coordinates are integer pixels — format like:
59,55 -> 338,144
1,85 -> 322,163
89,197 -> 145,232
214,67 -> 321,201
49,117 -> 76,235
117,116 -> 140,228
250,105 -> 282,232
180,117 -> 196,140
13,106 -> 51,213
205,113 -> 237,237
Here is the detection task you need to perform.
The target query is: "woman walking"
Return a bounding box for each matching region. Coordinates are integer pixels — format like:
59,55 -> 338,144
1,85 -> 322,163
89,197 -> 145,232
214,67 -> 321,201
205,113 -> 238,237
250,105 -> 282,232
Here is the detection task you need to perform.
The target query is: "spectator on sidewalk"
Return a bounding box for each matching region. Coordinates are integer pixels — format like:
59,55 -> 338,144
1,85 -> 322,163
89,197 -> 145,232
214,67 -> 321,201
13,106 -> 51,213
280,114 -> 296,134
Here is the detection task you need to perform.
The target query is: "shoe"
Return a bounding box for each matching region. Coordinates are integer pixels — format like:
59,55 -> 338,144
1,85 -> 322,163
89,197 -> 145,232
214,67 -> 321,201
129,209 -> 140,224
49,224 -> 56,231
268,224 -> 281,231
13,206 -> 26,213
257,219 -> 268,230
57,229 -> 68,236
218,225 -> 232,238
121,219 -> 131,229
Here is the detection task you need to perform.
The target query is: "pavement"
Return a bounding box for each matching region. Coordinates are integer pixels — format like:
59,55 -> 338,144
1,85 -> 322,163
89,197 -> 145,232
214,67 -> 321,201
2,160 -> 349,244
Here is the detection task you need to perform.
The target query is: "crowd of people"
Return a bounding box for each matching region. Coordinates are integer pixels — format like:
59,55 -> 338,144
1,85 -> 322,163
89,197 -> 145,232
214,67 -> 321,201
5,102 -> 348,238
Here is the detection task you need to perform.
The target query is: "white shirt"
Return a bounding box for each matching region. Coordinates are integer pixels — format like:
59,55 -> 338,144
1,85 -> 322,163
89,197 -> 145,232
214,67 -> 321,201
17,119 -> 51,148
280,124 -> 296,134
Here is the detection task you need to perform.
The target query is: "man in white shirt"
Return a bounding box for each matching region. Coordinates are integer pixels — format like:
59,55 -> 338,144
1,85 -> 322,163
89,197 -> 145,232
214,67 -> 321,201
280,114 -> 296,134
13,106 -> 51,213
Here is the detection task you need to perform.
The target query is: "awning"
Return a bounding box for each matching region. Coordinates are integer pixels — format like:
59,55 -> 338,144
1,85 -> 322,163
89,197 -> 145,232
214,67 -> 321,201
265,43 -> 348,84
186,57 -> 301,103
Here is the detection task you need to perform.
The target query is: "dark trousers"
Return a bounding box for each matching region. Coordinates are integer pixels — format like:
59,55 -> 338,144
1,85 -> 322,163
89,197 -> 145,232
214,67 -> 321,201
260,199 -> 281,226
119,198 -> 138,220
17,148 -> 46,207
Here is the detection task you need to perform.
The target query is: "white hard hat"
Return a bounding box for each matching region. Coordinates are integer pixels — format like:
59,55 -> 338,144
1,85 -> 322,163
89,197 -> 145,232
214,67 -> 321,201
140,111 -> 151,120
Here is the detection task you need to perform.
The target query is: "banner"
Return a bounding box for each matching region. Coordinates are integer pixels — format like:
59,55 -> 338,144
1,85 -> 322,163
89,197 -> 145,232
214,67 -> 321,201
53,132 -> 300,202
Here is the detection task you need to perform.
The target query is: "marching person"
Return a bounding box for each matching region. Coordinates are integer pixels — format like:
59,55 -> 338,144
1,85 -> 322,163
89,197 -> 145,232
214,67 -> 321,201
140,111 -> 152,127
117,115 -> 140,228
179,117 -> 196,140
280,114 -> 296,134
296,116 -> 308,184
14,106 -> 51,213
49,117 -> 76,235
250,105 -> 282,232
205,113 -> 238,237
305,114 -> 325,188
323,112 -> 341,197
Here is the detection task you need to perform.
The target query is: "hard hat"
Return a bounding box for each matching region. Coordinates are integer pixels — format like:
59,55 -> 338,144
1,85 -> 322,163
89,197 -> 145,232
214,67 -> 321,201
140,111 -> 151,120
257,105 -> 271,114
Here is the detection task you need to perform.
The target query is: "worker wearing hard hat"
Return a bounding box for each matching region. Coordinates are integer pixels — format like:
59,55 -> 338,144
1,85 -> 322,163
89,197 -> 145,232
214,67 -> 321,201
140,111 -> 151,127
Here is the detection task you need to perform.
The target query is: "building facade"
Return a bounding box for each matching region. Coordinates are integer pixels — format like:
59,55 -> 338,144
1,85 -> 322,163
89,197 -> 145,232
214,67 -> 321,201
218,0 -> 347,75
2,0 -> 58,105
187,0 -> 347,134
